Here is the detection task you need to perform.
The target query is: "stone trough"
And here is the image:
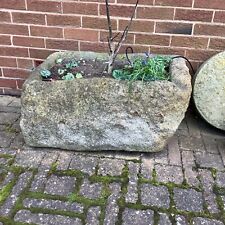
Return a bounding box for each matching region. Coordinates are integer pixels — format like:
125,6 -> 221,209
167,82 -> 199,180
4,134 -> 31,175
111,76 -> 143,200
20,51 -> 192,152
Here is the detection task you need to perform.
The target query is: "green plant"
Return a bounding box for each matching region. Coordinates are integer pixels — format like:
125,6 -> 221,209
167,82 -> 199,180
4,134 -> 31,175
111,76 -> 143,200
40,69 -> 51,79
112,56 -> 172,82
62,73 -> 75,81
65,60 -> 78,69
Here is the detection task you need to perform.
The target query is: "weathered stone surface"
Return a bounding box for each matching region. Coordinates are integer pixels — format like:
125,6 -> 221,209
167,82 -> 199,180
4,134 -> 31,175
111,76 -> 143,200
86,207 -> 101,225
30,169 -> 48,192
141,184 -> 170,208
192,217 -> 224,225
80,179 -> 103,199
122,208 -> 154,225
0,112 -> 19,125
14,210 -> 82,225
193,51 -> 225,130
141,155 -> 154,179
44,175 -> 75,196
23,198 -> 83,213
20,51 -> 191,152
216,172 -> 225,188
173,188 -> 203,212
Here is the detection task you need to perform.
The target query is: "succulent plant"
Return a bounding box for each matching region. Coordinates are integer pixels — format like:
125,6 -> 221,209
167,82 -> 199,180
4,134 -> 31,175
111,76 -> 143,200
40,69 -> 52,79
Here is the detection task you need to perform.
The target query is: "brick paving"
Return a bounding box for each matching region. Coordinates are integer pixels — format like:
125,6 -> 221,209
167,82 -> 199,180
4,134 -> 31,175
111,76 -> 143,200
0,95 -> 225,225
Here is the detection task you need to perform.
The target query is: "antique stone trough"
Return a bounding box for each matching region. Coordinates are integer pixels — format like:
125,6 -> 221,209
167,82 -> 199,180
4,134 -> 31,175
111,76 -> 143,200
20,51 -> 192,152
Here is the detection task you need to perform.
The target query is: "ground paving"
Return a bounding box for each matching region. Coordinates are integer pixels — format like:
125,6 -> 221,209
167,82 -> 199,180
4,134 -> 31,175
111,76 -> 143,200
0,95 -> 225,225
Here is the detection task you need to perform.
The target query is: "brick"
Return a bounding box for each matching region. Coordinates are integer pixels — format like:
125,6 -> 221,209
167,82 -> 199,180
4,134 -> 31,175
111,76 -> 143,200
0,47 -> 29,57
118,19 -> 154,33
29,48 -> 55,60
175,9 -> 213,22
0,0 -> 26,10
194,24 -> 225,36
155,0 -> 192,7
137,7 -> 174,20
3,88 -> 21,96
0,35 -> 11,45
150,46 -> 185,56
13,36 -> 45,48
80,42 -> 106,52
30,26 -> 63,38
100,4 -> 135,18
82,17 -> 117,30
12,12 -> 45,25
3,68 -> 30,79
47,15 -> 80,27
156,22 -> 193,35
0,78 -> 17,89
17,80 -> 25,89
168,136 -> 181,166
135,34 -> 170,46
63,2 -> 98,15
0,24 -> 29,36
171,36 -> 208,49
194,0 -> 225,10
117,0 -> 153,4
0,57 -> 17,67
186,49 -> 219,61
46,39 -> 79,51
100,31 -> 134,44
209,38 -> 225,50
17,59 -> 34,70
214,11 -> 225,23
27,0 -> 61,13
0,11 -> 11,23
64,28 -> 98,42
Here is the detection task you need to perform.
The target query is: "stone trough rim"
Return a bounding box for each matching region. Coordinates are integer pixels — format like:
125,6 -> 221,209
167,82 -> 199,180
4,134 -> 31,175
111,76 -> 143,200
23,51 -> 190,92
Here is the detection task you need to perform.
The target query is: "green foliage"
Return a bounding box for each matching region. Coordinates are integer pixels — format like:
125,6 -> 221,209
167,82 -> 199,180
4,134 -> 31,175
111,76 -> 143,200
75,73 -> 83,79
112,56 -> 172,82
40,69 -> 51,79
65,60 -> 78,69
58,68 -> 66,75
55,58 -> 63,64
62,73 -> 75,81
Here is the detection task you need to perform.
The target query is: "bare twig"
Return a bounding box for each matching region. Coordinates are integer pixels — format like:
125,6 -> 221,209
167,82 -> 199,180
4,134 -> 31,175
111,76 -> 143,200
105,0 -> 139,74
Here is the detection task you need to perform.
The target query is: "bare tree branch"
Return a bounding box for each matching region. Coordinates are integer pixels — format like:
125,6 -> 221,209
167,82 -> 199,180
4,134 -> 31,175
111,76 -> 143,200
106,0 -> 139,74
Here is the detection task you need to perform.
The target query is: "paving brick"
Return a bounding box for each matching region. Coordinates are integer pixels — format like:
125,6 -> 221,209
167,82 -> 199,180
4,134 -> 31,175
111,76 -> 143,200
216,172 -> 225,188
44,175 -> 76,197
15,149 -> 45,168
179,136 -> 205,152
69,154 -> 98,176
173,188 -> 203,212
175,215 -> 188,225
122,208 -> 154,225
155,164 -> 183,184
192,217 -> 223,225
195,152 -> 224,170
154,148 -> 168,164
98,158 -> 125,176
125,162 -> 139,203
141,184 -> 170,209
86,206 -> 101,225
80,179 -> 103,199
159,213 -> 172,225
168,136 -> 181,166
104,183 -> 121,225
23,198 -> 84,213
0,172 -> 32,216
14,210 -> 82,225
141,155 -> 154,179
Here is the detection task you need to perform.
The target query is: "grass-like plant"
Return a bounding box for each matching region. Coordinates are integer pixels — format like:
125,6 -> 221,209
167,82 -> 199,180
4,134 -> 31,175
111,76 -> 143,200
112,55 -> 172,82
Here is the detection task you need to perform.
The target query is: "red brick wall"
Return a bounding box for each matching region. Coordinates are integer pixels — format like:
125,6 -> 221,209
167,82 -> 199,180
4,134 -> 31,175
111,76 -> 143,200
0,0 -> 225,95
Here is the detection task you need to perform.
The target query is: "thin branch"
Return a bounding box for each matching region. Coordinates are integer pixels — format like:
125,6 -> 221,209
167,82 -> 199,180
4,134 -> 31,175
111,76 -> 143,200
113,0 -> 139,59
105,0 -> 113,40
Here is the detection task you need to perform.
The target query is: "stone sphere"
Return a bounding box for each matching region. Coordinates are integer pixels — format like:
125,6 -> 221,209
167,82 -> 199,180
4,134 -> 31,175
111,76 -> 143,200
193,51 -> 225,130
